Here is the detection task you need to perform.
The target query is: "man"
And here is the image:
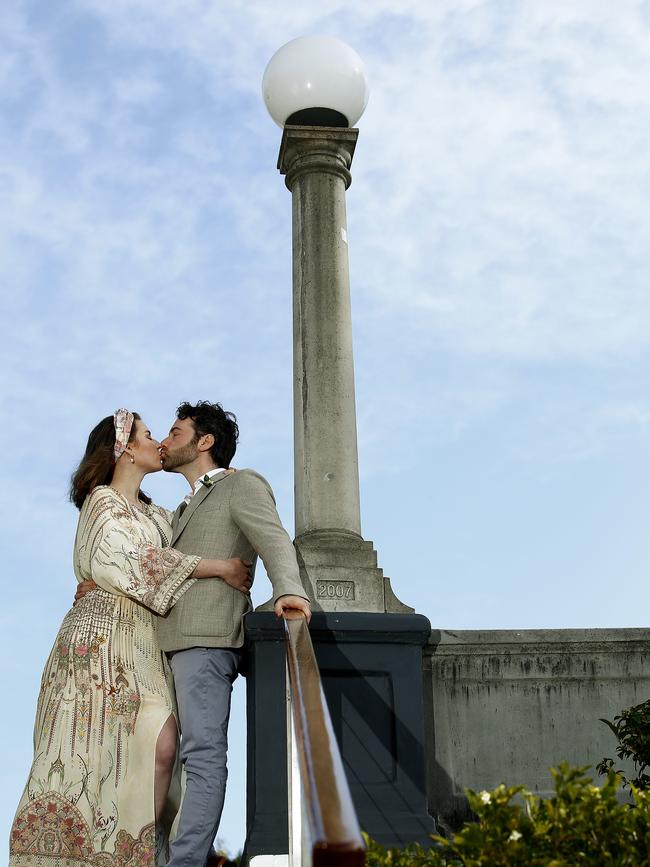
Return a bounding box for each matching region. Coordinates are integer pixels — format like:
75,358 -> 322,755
157,400 -> 310,867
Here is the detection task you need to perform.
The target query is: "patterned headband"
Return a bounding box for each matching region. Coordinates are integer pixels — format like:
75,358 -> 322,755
113,408 -> 134,460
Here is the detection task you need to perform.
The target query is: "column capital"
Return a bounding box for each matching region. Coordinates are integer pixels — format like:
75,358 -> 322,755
278,125 -> 359,191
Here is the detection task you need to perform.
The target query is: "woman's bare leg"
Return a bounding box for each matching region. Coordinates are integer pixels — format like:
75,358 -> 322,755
155,714 -> 178,824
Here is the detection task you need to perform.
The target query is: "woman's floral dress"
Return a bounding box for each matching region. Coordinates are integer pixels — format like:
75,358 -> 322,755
9,486 -> 201,867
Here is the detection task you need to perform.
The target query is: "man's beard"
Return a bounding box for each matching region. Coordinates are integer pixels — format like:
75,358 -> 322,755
161,441 -> 199,472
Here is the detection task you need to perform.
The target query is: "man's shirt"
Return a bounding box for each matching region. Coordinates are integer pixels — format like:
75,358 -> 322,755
183,467 -> 227,505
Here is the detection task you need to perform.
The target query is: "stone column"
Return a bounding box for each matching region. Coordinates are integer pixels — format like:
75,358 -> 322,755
279,125 -> 361,540
278,125 -> 410,614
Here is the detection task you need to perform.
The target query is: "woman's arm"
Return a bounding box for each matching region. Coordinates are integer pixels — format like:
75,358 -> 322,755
75,556 -> 252,604
75,488 -> 253,611
192,557 -> 252,591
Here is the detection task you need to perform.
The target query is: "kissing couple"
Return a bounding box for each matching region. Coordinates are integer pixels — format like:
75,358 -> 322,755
10,400 -> 311,867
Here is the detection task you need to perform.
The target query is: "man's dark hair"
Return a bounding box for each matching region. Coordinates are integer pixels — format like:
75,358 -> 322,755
176,401 -> 239,468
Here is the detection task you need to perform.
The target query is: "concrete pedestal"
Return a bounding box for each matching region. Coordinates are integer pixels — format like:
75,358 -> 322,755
243,612 -> 436,861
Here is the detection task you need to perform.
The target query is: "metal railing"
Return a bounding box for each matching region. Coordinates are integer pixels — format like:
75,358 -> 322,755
283,612 -> 366,867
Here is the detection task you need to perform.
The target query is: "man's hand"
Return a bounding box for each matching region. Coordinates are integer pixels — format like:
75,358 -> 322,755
219,558 -> 253,594
74,579 -> 98,605
274,594 -> 312,623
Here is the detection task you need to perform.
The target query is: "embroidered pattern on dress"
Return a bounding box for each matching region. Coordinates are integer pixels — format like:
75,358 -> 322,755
35,628 -> 143,786
94,823 -> 155,867
11,790 -> 155,866
11,791 -> 95,862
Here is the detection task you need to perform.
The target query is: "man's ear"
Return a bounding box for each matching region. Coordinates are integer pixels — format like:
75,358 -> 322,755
198,433 -> 215,453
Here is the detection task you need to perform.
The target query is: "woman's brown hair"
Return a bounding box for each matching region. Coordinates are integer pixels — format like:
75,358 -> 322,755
70,413 -> 152,509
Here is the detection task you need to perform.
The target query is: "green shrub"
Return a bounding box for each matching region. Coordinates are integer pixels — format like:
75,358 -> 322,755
598,698 -> 650,790
364,764 -> 650,866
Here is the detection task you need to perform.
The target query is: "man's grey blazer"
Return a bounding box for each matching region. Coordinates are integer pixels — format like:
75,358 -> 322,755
157,469 -> 307,652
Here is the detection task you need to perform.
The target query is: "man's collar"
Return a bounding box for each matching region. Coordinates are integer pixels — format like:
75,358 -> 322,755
191,467 -> 226,491
185,468 -> 227,503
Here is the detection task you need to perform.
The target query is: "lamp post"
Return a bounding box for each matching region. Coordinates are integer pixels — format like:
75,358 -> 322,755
243,40 -> 435,861
263,36 -> 410,614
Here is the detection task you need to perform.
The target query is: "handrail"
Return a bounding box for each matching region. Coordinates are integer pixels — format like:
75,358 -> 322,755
283,612 -> 366,867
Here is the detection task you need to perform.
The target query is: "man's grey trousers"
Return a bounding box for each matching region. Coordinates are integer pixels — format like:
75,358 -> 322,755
167,647 -> 242,867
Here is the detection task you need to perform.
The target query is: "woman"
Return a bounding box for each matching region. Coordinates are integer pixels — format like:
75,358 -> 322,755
9,409 -> 250,867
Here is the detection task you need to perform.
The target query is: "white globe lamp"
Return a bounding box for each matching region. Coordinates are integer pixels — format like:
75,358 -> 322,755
262,35 -> 369,128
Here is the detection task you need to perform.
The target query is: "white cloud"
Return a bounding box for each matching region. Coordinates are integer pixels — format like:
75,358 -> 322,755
4,0 -> 650,381
1,0 -> 648,472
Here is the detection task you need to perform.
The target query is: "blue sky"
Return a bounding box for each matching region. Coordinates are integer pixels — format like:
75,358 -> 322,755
3,0 -> 650,855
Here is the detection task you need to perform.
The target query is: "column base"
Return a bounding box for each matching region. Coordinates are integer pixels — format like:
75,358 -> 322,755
295,530 -> 413,614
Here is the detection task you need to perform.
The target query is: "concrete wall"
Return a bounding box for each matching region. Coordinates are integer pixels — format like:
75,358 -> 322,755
423,628 -> 650,831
